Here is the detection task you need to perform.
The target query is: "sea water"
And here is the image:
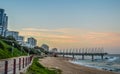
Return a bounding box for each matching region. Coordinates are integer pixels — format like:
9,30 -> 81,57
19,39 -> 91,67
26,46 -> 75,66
68,54 -> 120,73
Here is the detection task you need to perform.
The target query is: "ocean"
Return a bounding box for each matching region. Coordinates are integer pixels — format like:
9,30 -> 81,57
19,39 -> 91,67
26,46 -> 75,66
67,54 -> 120,73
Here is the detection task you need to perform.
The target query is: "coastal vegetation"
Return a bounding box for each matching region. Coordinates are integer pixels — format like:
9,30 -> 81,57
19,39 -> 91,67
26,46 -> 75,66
0,36 -> 27,59
0,36 -> 60,74
26,58 -> 61,74
0,36 -> 39,59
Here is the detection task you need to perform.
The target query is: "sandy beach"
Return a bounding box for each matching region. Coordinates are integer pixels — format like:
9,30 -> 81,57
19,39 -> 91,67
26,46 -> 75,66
39,57 -> 119,74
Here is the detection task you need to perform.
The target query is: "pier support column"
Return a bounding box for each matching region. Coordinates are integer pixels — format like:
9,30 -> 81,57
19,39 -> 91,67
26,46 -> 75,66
63,54 -> 64,57
92,55 -> 94,61
82,55 -> 84,60
72,54 -> 74,59
101,55 -> 104,60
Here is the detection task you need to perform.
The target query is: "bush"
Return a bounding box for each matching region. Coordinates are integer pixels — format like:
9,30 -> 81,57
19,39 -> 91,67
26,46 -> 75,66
0,49 -> 11,59
6,36 -> 16,41
0,41 -> 5,49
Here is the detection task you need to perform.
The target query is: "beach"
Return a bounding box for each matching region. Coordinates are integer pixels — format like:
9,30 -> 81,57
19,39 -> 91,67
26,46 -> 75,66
39,57 -> 119,74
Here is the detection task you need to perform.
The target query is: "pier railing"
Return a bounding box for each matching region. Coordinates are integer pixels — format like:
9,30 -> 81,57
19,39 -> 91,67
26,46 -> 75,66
0,56 -> 33,74
50,48 -> 107,61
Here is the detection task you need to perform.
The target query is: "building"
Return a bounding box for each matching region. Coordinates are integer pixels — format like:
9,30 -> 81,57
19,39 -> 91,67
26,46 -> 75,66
0,8 -> 8,36
0,8 -> 36,49
51,48 -> 57,52
17,36 -> 24,45
5,31 -> 19,40
0,9 -> 24,46
41,44 -> 49,51
27,37 -> 37,48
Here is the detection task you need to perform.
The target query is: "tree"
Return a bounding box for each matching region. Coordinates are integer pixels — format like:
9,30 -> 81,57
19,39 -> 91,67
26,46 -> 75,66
6,36 -> 16,41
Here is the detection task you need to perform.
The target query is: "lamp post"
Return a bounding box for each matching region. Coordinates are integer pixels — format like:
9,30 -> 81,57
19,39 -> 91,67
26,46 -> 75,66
28,44 -> 31,56
21,46 -> 23,55
12,42 -> 14,56
27,45 -> 29,56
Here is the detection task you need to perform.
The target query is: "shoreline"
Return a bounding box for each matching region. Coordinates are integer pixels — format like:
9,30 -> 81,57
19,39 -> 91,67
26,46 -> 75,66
39,56 -> 119,74
69,59 -> 120,74
69,56 -> 120,73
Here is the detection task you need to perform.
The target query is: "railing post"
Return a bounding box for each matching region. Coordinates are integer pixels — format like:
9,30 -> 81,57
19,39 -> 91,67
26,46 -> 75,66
13,59 -> 16,74
28,57 -> 30,64
26,57 -> 27,66
28,57 -> 29,65
29,57 -> 30,64
82,55 -> 84,60
30,56 -> 31,63
27,57 -> 28,65
23,58 -> 24,68
5,61 -> 8,74
19,58 -> 21,70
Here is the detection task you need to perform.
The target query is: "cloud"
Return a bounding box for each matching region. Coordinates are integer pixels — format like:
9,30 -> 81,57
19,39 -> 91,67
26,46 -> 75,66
83,32 -> 120,46
18,28 -> 120,49
21,27 -> 88,35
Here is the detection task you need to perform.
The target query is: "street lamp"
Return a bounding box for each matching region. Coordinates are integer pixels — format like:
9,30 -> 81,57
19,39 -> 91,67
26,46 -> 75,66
28,48 -> 29,56
19,43 -> 22,55
21,46 -> 23,55
28,44 -> 31,56
12,42 -> 14,56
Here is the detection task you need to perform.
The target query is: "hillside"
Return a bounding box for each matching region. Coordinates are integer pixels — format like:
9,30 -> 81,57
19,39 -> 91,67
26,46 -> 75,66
0,39 -> 27,59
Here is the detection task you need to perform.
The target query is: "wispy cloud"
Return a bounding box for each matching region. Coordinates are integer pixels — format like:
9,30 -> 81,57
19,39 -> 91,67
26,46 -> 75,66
83,32 -> 120,46
18,28 -> 120,49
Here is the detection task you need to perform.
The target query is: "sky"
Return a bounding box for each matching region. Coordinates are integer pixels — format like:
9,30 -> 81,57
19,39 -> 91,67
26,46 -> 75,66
0,0 -> 120,54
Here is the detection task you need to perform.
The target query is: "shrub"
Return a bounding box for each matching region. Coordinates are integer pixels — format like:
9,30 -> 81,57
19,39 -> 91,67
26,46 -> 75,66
0,41 -> 5,49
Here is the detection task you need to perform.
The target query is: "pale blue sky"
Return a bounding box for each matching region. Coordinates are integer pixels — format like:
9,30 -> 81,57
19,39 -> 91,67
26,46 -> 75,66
0,0 -> 120,53
0,0 -> 120,32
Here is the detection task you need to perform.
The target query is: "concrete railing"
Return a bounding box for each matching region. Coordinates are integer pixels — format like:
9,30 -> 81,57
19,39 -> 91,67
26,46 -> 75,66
0,56 -> 33,74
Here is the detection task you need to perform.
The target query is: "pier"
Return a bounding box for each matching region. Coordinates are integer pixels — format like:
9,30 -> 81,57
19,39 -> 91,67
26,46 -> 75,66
50,48 -> 107,61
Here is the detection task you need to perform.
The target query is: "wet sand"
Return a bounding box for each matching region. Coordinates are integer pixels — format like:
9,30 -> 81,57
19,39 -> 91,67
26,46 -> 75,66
39,57 -> 119,74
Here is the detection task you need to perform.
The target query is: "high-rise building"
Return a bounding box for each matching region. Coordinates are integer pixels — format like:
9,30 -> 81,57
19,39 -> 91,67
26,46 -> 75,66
5,31 -> 19,40
17,36 -> 24,45
27,37 -> 37,48
41,44 -> 49,51
0,8 -> 8,36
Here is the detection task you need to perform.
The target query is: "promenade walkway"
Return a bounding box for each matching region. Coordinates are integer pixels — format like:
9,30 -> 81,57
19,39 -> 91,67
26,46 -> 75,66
0,56 -> 33,74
